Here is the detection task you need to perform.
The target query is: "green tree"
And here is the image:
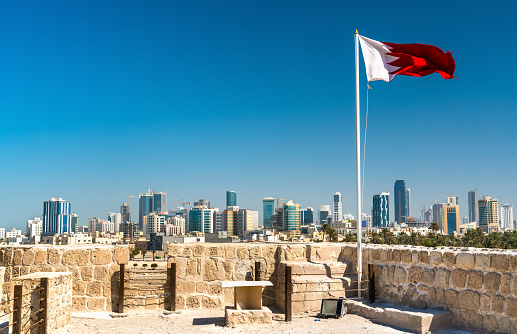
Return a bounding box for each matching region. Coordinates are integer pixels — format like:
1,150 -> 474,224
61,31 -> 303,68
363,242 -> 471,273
430,222 -> 439,233
131,248 -> 140,260
142,249 -> 147,260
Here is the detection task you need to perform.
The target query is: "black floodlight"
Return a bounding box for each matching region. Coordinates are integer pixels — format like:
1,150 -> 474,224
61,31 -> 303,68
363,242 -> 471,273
320,298 -> 347,318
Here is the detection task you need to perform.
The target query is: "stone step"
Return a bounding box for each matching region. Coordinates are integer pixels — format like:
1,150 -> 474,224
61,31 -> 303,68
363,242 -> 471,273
344,300 -> 452,334
280,261 -> 352,277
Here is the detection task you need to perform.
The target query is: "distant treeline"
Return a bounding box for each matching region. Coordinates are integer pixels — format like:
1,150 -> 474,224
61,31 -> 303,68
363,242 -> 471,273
368,227 -> 517,249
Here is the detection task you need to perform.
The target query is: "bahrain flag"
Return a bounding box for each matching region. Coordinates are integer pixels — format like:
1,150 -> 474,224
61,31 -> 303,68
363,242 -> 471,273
358,35 -> 456,82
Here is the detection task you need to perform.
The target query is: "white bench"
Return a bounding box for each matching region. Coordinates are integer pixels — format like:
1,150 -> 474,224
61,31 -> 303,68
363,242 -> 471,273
222,281 -> 273,310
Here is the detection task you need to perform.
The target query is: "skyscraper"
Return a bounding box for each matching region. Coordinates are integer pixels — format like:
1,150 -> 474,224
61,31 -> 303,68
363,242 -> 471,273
394,180 -> 406,223
188,206 -> 215,233
120,203 -> 130,223
283,200 -> 300,231
405,188 -> 411,217
71,214 -> 79,233
138,189 -> 166,230
444,203 -> 459,235
500,204 -> 514,230
319,205 -> 332,225
333,192 -> 343,221
226,191 -> 237,207
478,196 -> 499,233
300,207 -> 314,225
262,198 -> 275,228
468,190 -> 477,223
372,192 -> 389,228
42,198 -> 72,234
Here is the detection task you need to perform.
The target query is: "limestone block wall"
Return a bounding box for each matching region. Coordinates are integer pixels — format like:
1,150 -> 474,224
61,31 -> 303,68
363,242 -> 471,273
167,243 -> 346,310
363,244 -> 517,333
0,245 -> 129,312
169,242 -> 517,333
14,272 -> 72,334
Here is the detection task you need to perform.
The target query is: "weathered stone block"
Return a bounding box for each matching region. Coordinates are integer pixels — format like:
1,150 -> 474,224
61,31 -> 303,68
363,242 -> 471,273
400,249 -> 412,263
186,295 -> 201,308
445,289 -> 458,308
225,246 -> 237,259
202,296 -> 222,308
479,294 -> 490,313
422,269 -> 434,285
225,307 -> 272,327
203,258 -> 218,281
34,249 -> 46,265
491,294 -> 504,314
48,248 -> 61,264
491,253 -> 509,271
73,281 -> 87,295
13,249 -> 23,265
408,267 -> 423,283
73,296 -> 88,310
418,250 -> 430,264
506,297 -> 517,318
114,246 -> 129,264
475,253 -> 491,269
394,267 -> 407,283
483,314 -> 498,333
91,248 -> 112,265
500,273 -> 512,297
484,271 -> 501,294
450,269 -> 467,289
467,270 -> 483,290
458,290 -> 480,311
433,269 -> 450,288
442,252 -> 456,267
22,250 -> 35,265
94,266 -> 109,281
81,266 -> 94,281
86,281 -> 103,297
430,251 -> 442,265
62,249 -> 89,265
456,253 -> 475,270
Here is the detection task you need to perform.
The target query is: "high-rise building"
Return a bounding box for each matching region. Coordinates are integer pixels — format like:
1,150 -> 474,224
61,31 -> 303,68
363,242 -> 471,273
319,205 -> 332,225
27,217 -> 43,238
432,201 -> 444,231
405,188 -> 411,217
447,196 -> 459,206
120,222 -> 139,240
478,196 -> 499,233
500,204 -> 514,230
333,192 -> 342,221
444,203 -> 459,235
71,214 -> 79,233
222,206 -> 256,236
88,217 -> 100,233
372,192 -> 389,228
394,180 -> 406,223
95,220 -> 115,233
108,212 -> 122,233
188,206 -> 215,233
214,212 -> 223,232
42,198 -> 72,234
300,207 -> 314,225
262,198 -> 275,228
283,200 -> 300,231
226,191 -> 237,207
120,203 -> 130,223
468,190 -> 477,223
138,190 -> 166,230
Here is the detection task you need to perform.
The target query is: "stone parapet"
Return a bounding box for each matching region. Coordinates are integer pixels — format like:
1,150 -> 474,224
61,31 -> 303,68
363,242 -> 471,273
168,242 -> 517,333
0,245 -> 130,312
14,272 -> 72,334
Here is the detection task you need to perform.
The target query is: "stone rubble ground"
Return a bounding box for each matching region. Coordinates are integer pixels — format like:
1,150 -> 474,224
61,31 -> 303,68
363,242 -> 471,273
66,310 -> 477,334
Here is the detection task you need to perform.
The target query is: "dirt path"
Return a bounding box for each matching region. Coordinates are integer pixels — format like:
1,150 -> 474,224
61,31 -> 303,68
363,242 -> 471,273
67,309 -> 414,334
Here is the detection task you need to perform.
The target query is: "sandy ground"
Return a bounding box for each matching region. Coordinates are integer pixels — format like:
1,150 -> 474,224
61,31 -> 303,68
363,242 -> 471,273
66,309 -> 475,334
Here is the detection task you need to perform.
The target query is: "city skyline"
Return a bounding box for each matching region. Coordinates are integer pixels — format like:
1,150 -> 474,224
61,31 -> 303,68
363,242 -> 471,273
2,1 -> 517,230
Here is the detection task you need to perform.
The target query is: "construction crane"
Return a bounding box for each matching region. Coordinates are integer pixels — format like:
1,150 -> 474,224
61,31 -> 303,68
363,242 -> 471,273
116,194 -> 135,223
276,197 -> 285,211
170,199 -> 192,220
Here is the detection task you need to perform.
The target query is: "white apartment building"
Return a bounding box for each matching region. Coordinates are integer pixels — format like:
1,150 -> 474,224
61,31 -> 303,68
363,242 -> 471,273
0,228 -> 5,240
500,204 -> 514,230
108,212 -> 122,233
6,228 -> 22,239
27,217 -> 43,238
145,212 -> 167,235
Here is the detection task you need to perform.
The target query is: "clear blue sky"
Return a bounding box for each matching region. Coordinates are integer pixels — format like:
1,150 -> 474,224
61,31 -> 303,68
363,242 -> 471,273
1,1 -> 516,230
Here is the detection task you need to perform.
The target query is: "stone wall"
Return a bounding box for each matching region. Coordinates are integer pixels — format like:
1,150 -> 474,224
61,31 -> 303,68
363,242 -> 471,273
0,245 -> 129,312
14,272 -> 72,334
168,242 -> 517,333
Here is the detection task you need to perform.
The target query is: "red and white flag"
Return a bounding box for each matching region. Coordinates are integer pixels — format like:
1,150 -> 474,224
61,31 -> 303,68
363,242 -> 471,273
358,35 -> 456,82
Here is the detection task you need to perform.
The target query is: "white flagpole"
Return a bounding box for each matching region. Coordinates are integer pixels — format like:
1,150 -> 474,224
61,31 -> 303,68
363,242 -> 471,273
354,30 -> 362,297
